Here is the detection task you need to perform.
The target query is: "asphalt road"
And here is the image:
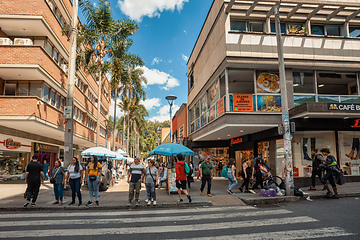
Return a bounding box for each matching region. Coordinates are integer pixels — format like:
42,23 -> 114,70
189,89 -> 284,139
0,197 -> 359,240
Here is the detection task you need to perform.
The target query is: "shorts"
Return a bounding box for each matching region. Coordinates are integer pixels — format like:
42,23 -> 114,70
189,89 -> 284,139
176,180 -> 187,190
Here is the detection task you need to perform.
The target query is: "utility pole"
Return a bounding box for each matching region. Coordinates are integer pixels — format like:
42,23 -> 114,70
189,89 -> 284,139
64,0 -> 78,168
275,1 -> 294,196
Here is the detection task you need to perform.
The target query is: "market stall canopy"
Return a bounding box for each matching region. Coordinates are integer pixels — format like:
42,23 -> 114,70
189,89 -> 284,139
126,157 -> 134,163
81,147 -> 116,158
150,143 -> 194,156
116,148 -> 128,157
115,152 -> 126,160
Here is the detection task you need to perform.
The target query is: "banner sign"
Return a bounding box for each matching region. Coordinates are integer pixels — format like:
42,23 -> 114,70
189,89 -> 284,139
328,103 -> 360,111
233,94 -> 253,112
3,139 -> 21,149
217,97 -> 225,117
35,143 -> 59,153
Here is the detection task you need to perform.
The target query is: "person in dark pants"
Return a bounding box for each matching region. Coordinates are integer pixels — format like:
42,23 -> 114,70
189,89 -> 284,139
24,155 -> 44,207
239,158 -> 251,193
200,157 -> 213,197
309,148 -> 324,191
320,148 -> 339,199
249,158 -> 266,194
67,157 -> 84,206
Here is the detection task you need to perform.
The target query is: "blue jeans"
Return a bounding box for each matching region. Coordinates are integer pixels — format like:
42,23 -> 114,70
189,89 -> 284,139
321,170 -> 336,188
145,182 -> 156,201
227,174 -> 238,191
44,172 -> 49,180
53,183 -> 63,201
87,175 -> 99,201
69,177 -> 82,203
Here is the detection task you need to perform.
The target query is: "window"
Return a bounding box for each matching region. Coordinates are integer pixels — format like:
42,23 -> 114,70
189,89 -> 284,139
349,27 -> 360,37
100,107 -> 107,116
188,73 -> 194,93
53,50 -> 59,63
317,72 -> 357,95
60,97 -> 65,111
30,83 -> 42,98
326,25 -> 341,36
50,90 -> 55,105
228,70 -> 254,94
100,127 -> 106,137
4,83 -> 16,96
18,83 -> 28,96
293,72 -> 315,93
45,41 -> 53,56
230,21 -> 246,31
311,25 -> 324,35
248,22 -> 263,33
270,22 -> 286,34
43,85 -> 50,102
87,117 -> 96,131
55,93 -> 61,109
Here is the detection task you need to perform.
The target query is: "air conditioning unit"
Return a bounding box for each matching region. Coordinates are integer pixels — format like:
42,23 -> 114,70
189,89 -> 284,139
14,38 -> 33,45
0,38 -> 12,45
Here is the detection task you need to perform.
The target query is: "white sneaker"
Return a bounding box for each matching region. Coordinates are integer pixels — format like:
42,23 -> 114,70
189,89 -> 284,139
147,201 -> 151,206
145,199 -> 149,203
153,200 -> 157,206
249,189 -> 256,194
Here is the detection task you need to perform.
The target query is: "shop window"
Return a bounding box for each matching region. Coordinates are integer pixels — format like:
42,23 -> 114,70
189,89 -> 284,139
29,83 -> 42,98
311,25 -> 324,35
43,85 -> 50,102
339,132 -> 360,176
293,71 -> 315,93
50,90 -> 56,106
230,21 -> 246,32
270,22 -> 286,34
317,72 -> 357,95
228,70 -> 254,94
349,27 -> 360,38
4,83 -> 16,96
248,22 -> 264,33
18,83 -> 29,96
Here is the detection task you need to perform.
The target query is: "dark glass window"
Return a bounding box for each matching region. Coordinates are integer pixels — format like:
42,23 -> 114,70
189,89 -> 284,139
311,25 -> 324,35
248,22 -> 263,32
230,21 -> 246,31
349,27 -> 360,37
326,25 -> 341,36
270,22 -> 286,33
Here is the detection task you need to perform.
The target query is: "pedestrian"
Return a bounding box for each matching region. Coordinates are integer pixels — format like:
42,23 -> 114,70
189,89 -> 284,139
175,154 -> 192,203
187,161 -> 194,189
67,157 -> 84,206
249,157 -> 267,194
51,159 -> 65,205
218,161 -> 223,177
24,155 -> 43,207
253,153 -> 270,170
200,156 -> 213,197
308,148 -> 324,191
85,156 -> 102,206
320,148 -> 340,199
239,158 -> 251,193
42,159 -> 49,181
127,156 -> 145,207
226,158 -> 237,194
197,161 -> 203,181
145,159 -> 158,206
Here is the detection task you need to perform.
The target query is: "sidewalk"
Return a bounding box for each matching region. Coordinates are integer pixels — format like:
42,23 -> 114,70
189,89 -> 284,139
1,178 -> 359,211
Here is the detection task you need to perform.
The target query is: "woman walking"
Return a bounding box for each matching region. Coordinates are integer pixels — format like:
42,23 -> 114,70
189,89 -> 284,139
85,156 -> 102,206
51,160 -> 65,205
67,157 -> 84,206
42,159 -> 49,181
145,159 -> 158,206
249,158 -> 266,194
226,158 -> 238,194
239,158 -> 251,193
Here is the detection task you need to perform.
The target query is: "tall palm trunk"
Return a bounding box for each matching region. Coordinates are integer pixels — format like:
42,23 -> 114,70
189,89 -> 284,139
127,111 -> 130,157
122,112 -> 126,151
96,68 -> 102,146
112,87 -> 117,151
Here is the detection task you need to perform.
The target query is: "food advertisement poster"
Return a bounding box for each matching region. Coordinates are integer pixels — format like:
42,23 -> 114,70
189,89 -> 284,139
208,105 -> 216,122
209,80 -> 220,106
201,113 -> 207,127
256,71 -> 280,93
233,94 -> 253,111
167,169 -> 177,193
217,97 -> 225,117
257,95 -> 282,112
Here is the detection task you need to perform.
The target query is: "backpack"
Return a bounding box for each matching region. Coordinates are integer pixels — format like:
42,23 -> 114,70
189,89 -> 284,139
222,167 -> 228,178
184,161 -> 190,174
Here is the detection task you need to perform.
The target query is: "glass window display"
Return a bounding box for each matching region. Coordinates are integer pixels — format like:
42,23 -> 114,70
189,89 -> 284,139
339,132 -> 360,176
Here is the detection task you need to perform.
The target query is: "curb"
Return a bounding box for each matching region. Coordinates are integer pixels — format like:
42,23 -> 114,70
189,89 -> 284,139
0,201 -> 213,212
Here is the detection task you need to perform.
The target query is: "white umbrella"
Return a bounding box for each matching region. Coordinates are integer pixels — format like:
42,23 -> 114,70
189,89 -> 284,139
126,157 -> 134,163
81,147 -> 117,158
115,152 -> 126,160
116,148 -> 128,157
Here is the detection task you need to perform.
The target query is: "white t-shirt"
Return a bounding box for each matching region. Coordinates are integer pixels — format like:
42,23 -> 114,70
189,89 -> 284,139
67,164 -> 83,179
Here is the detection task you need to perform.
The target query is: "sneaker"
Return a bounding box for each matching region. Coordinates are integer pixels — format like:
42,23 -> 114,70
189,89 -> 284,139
227,189 -> 232,194
207,194 -> 212,197
239,187 -> 243,192
147,201 -> 151,206
153,200 -> 157,206
69,201 -> 75,206
127,201 -> 132,207
145,199 -> 149,203
86,201 -> 92,206
78,202 -> 82,206
31,202 -> 37,207
187,195 -> 192,203
23,201 -> 30,207
200,190 -> 203,195
249,189 -> 256,194
178,199 -> 183,203
135,200 -> 140,206
95,201 -> 99,206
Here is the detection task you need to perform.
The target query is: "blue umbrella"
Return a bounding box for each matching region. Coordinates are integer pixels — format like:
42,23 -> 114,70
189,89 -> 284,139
81,147 -> 117,158
150,143 -> 194,156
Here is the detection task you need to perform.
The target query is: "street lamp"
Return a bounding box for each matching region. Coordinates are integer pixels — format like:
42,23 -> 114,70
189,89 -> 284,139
104,119 -> 109,148
165,95 -> 177,143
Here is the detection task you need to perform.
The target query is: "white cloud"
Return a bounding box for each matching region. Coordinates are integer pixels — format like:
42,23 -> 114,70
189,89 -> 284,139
149,104 -> 180,122
151,57 -> 162,65
184,30 -> 187,35
181,54 -> 189,62
140,66 -> 180,90
140,98 -> 161,110
118,0 -> 189,21
109,98 -> 124,118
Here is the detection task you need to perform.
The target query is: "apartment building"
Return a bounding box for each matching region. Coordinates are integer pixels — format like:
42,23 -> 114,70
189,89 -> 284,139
0,0 -> 110,180
187,0 -> 360,183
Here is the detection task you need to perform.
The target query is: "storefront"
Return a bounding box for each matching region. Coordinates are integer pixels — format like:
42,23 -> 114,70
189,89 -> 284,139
192,147 -> 229,177
33,142 -> 59,175
0,137 -> 31,181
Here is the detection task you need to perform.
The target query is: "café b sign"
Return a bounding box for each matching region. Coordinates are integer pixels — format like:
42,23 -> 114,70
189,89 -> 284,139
328,103 -> 360,111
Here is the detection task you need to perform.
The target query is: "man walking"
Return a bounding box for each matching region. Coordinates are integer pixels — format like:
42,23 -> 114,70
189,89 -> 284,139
200,156 -> 213,197
309,148 -> 324,190
175,154 -> 192,203
127,156 -> 145,207
24,155 -> 44,207
253,153 -> 270,170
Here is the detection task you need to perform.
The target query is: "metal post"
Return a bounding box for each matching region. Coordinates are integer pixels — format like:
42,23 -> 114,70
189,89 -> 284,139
275,1 -> 294,196
64,0 -> 78,168
166,95 -> 177,143
169,103 -> 173,143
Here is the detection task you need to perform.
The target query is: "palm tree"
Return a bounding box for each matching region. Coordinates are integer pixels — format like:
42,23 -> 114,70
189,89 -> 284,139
77,0 -> 138,146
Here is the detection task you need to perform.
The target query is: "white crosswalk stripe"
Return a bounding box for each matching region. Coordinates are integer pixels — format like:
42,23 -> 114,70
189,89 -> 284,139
0,205 -> 355,239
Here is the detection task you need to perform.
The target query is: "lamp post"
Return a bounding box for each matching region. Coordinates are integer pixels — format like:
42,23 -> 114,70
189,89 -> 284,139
165,95 -> 177,143
104,119 -> 109,148
275,1 -> 294,196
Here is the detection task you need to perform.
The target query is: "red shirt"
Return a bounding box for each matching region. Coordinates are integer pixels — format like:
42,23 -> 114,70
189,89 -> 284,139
175,161 -> 187,181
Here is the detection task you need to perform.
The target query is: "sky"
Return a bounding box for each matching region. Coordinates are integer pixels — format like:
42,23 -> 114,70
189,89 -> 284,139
91,0 -> 214,122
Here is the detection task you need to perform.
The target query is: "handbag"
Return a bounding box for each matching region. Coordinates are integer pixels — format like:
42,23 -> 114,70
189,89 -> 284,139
89,175 -> 97,181
50,168 -> 60,184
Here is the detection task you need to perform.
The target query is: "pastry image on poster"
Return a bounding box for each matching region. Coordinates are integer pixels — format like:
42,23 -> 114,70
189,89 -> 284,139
257,72 -> 280,93
209,80 -> 220,105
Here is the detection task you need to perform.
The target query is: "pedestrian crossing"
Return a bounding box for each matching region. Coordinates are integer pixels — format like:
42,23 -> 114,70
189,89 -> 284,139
0,206 -> 355,239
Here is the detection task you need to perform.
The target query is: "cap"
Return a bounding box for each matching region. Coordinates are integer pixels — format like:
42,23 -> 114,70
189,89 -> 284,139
135,156 -> 141,160
257,152 -> 262,156
206,156 -> 211,159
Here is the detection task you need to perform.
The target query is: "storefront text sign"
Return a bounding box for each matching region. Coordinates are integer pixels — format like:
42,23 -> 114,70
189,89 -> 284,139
233,94 -> 253,111
35,143 -> 59,153
230,137 -> 243,145
3,139 -> 21,149
328,103 -> 360,111
217,97 -> 225,117
352,119 -> 360,128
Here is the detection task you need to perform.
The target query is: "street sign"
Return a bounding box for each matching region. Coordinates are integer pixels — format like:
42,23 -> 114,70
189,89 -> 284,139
63,106 -> 72,119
